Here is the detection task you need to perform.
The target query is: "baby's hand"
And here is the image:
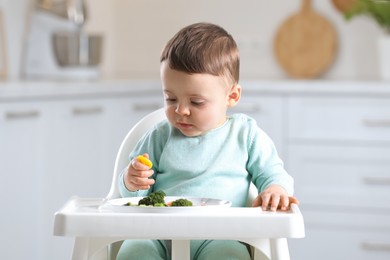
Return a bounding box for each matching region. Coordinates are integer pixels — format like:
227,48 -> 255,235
252,184 -> 299,212
124,154 -> 155,191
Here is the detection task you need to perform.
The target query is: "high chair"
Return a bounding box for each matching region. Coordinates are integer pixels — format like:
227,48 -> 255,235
53,108 -> 304,260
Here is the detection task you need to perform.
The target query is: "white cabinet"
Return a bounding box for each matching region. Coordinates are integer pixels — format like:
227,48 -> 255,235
0,102 -> 49,259
290,210 -> 390,260
0,92 -> 163,260
286,144 -> 390,209
287,96 -> 390,142
41,98 -> 117,260
286,96 -> 390,260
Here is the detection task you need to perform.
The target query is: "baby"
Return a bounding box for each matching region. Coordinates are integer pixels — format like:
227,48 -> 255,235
118,22 -> 298,260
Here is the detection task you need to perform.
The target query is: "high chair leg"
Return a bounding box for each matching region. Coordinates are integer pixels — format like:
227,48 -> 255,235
72,237 -> 121,260
171,240 -> 190,260
270,238 -> 290,260
72,237 -> 90,260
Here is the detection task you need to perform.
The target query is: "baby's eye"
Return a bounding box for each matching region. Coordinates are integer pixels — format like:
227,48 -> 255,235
191,100 -> 205,106
165,98 -> 177,103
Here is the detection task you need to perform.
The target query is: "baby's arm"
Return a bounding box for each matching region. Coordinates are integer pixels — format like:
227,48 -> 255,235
252,184 -> 299,211
123,154 -> 155,191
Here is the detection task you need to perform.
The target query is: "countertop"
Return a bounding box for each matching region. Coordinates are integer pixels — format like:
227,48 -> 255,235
0,79 -> 389,100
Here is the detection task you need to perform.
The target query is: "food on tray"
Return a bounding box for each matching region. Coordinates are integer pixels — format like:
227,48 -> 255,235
169,198 -> 193,207
123,190 -> 194,207
137,155 -> 153,168
138,190 -> 166,206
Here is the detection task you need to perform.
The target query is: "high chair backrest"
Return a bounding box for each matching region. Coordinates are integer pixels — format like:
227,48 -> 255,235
106,108 -> 166,199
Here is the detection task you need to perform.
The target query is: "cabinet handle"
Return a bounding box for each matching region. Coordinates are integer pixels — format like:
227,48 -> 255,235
133,103 -> 162,111
361,242 -> 390,252
362,119 -> 390,127
235,104 -> 261,113
362,176 -> 390,186
72,106 -> 103,115
5,110 -> 40,120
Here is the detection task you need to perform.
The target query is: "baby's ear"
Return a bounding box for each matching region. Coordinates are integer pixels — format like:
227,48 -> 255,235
228,84 -> 241,107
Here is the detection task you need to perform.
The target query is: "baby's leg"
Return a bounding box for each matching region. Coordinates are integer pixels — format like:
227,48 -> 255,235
117,239 -> 169,260
191,240 -> 251,260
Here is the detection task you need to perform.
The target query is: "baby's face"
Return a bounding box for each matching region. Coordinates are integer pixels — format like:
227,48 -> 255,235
161,62 -> 232,137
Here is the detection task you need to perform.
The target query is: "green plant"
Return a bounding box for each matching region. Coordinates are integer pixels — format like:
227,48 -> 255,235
344,0 -> 390,33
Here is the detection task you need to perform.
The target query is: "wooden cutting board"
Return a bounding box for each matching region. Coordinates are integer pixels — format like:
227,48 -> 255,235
273,0 -> 338,79
331,0 -> 357,13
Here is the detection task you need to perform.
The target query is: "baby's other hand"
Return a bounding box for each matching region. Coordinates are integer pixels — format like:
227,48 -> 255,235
252,184 -> 300,212
124,153 -> 155,191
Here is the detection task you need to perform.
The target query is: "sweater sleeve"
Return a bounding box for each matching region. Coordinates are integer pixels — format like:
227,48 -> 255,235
246,124 -> 294,195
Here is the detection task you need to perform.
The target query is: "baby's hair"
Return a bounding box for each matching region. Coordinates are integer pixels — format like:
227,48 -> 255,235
160,22 -> 240,84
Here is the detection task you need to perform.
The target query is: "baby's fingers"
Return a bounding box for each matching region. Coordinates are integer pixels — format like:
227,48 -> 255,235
125,167 -> 155,191
130,175 -> 155,190
279,195 -> 290,211
269,194 -> 281,212
289,196 -> 300,205
259,194 -> 271,211
253,194 -> 299,212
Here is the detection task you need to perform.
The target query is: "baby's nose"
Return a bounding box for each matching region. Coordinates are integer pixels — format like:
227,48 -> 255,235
175,103 -> 190,116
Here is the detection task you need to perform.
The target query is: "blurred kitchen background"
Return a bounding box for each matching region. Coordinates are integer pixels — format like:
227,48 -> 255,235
0,0 -> 389,259
0,0 -> 388,80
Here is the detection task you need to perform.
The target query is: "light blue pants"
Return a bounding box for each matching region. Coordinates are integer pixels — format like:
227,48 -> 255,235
116,239 -> 251,260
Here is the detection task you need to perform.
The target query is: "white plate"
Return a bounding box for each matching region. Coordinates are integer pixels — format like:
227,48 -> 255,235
101,196 -> 232,213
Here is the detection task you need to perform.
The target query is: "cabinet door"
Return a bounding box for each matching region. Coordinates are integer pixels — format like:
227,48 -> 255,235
286,144 -> 390,210
43,96 -> 163,260
42,98 -> 114,260
0,102 -> 48,260
289,210 -> 390,260
230,95 -> 285,158
288,96 -> 390,143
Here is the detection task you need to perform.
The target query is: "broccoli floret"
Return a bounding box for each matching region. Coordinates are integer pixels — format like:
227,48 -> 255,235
138,190 -> 166,206
171,198 -> 193,207
137,196 -> 152,206
149,190 -> 166,205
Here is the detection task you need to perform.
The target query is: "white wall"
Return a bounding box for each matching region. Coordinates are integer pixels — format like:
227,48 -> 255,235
1,0 -> 386,81
84,0 -> 384,81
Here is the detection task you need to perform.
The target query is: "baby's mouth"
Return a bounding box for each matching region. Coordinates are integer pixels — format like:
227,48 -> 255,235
177,122 -> 194,129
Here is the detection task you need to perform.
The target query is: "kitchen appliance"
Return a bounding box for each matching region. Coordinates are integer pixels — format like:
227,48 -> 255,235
22,0 -> 103,80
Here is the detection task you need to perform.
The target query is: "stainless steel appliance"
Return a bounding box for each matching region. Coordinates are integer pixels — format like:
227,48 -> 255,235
22,0 -> 103,80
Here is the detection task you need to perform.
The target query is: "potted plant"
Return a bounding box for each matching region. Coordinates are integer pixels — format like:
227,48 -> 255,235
333,0 -> 390,80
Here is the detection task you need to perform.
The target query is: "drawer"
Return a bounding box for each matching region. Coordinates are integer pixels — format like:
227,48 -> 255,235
290,210 -> 390,260
290,220 -> 390,260
288,97 -> 390,142
286,144 -> 390,210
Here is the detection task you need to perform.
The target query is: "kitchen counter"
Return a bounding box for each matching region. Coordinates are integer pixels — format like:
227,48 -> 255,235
0,80 -> 161,100
0,80 -> 389,100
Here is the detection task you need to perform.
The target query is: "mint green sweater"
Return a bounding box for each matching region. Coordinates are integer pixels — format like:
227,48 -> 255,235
119,113 -> 293,207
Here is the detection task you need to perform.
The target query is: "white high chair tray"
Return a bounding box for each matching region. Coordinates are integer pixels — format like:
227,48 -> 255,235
54,197 -> 304,239
53,197 -> 304,260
